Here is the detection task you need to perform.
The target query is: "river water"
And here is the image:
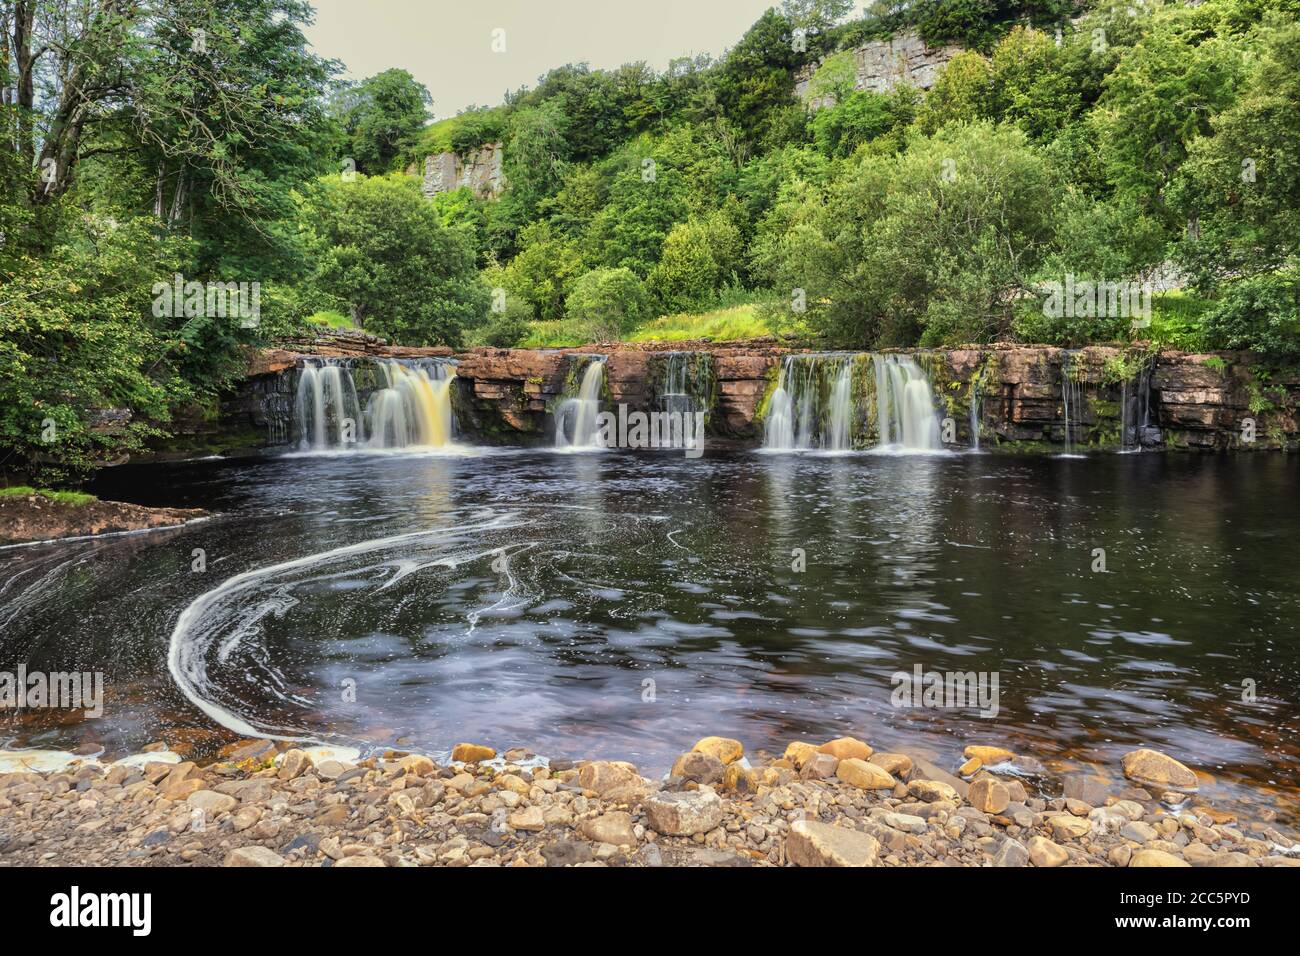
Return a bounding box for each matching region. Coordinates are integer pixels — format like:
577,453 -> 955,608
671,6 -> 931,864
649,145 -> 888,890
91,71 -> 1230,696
2,448 -> 1297,815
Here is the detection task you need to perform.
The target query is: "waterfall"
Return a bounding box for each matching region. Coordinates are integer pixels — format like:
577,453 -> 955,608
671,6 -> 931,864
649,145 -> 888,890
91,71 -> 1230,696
1060,351 -> 1082,455
874,355 -> 942,451
292,357 -> 458,451
764,364 -> 796,450
826,361 -> 854,451
969,380 -> 983,451
367,360 -> 456,449
763,353 -> 942,452
555,357 -> 606,450
293,359 -> 363,450
656,352 -> 713,448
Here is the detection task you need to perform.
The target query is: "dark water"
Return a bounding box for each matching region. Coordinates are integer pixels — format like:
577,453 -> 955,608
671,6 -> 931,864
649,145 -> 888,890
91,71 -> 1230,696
2,448 -> 1298,813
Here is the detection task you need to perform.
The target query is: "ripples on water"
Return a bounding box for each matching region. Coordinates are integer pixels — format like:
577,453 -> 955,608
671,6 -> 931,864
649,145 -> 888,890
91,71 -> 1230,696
1,449 -> 1298,812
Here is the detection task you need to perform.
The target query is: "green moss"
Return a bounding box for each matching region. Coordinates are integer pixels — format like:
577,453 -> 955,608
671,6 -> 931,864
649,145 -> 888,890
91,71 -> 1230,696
0,485 -> 97,506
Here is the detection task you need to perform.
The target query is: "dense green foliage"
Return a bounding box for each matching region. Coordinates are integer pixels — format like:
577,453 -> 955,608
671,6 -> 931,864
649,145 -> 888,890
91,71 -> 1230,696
3,0 -> 1298,483
296,175 -> 487,346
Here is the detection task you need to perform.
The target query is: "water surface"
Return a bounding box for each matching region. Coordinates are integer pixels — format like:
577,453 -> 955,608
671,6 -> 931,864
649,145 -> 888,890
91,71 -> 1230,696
2,449 -> 1297,817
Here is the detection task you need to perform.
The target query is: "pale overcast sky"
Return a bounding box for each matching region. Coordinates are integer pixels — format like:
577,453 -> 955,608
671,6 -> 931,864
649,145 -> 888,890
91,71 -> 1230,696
304,0 -> 781,119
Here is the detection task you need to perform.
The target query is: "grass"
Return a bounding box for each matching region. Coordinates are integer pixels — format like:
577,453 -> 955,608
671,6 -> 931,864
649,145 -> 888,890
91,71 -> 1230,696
0,485 -> 98,506
305,310 -> 354,330
627,303 -> 773,343
517,302 -> 779,349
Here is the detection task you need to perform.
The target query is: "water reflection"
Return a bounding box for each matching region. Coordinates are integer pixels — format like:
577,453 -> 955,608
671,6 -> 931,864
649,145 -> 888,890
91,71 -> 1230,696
0,450 -> 1295,816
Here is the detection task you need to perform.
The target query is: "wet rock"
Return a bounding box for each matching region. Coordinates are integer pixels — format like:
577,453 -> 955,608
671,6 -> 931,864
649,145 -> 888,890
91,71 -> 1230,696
783,741 -> 819,768
818,737 -> 873,761
691,736 -> 743,765
1121,749 -> 1197,791
670,751 -> 724,785
451,743 -> 496,763
1063,772 -> 1112,806
787,820 -> 880,867
835,758 -> 895,790
800,753 -> 839,780
963,745 -> 1016,765
868,752 -> 913,777
645,789 -> 723,836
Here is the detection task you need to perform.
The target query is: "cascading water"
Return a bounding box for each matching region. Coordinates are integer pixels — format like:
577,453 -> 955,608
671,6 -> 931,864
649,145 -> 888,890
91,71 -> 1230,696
367,360 -> 456,449
554,357 -> 606,450
764,353 -> 942,452
1060,351 -> 1083,456
874,355 -> 942,451
655,352 -> 713,448
968,380 -> 983,452
293,357 -> 458,451
294,359 -> 363,450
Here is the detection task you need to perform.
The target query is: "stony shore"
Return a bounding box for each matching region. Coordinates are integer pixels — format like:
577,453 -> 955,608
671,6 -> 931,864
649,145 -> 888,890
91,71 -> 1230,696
1,735 -> 1296,868
0,492 -> 206,547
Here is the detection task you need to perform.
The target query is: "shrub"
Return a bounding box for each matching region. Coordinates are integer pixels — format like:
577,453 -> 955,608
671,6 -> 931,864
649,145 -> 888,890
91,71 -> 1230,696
565,267 -> 653,341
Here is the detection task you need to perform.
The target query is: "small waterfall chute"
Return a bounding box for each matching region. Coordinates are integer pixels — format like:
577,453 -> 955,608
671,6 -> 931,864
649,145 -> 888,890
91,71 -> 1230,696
1059,350 -> 1084,456
366,360 -> 457,450
293,359 -> 363,450
554,357 -> 607,451
873,354 -> 942,452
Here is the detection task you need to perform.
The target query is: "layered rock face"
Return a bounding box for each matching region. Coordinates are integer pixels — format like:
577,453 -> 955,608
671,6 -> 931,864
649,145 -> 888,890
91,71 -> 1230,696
217,341 -> 1299,453
795,29 -> 963,107
419,143 -> 505,199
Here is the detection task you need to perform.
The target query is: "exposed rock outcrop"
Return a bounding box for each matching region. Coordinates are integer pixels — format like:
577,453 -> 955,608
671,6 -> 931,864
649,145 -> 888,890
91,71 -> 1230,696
796,29 -> 963,107
215,341 -> 1299,453
419,143 -> 505,198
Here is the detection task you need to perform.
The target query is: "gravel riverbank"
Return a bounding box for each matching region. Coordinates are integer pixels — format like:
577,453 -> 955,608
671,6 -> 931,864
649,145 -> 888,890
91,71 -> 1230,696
2,735 -> 1297,868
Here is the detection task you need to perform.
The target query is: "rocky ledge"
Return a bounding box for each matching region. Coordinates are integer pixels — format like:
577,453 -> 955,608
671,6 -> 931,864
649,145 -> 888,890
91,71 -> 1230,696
1,736 -> 1296,868
0,492 -> 206,547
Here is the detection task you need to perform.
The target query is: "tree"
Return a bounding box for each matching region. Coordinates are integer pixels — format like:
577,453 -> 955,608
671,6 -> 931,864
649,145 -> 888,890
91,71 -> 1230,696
761,122 -> 1058,346
1172,16 -> 1300,289
331,69 -> 431,174
297,174 -> 488,346
1096,2 -> 1246,224
916,51 -> 995,133
648,210 -> 742,314
565,267 -> 652,340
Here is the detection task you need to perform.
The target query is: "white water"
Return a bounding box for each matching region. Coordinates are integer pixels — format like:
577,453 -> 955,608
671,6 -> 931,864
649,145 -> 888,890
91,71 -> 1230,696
873,355 -> 942,451
293,358 -> 457,451
764,353 -> 943,453
294,361 -> 363,450
826,361 -> 854,451
555,359 -> 606,450
1060,351 -> 1083,457
368,361 -> 456,449
969,381 -> 982,451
